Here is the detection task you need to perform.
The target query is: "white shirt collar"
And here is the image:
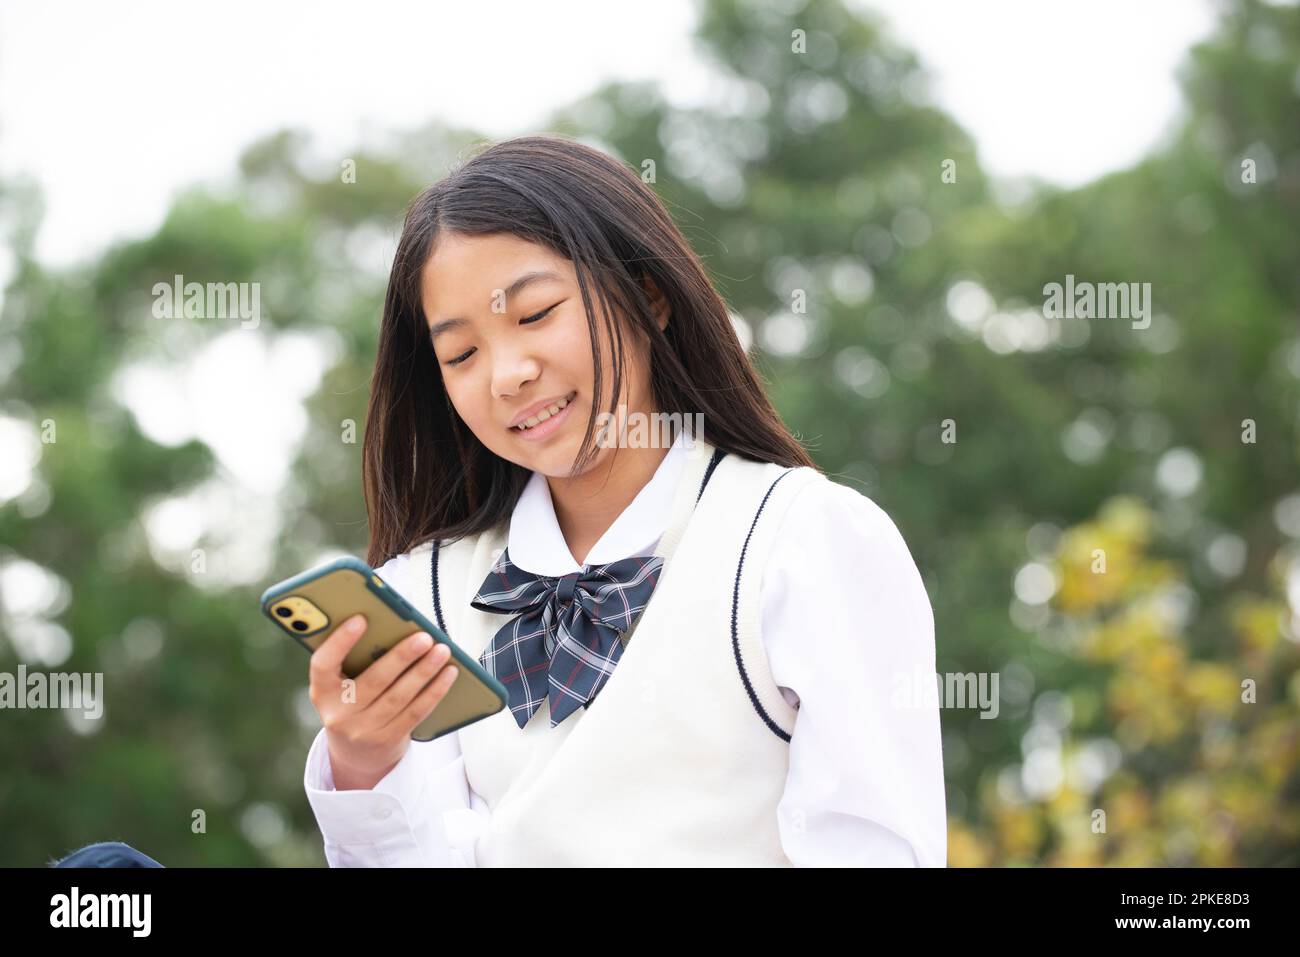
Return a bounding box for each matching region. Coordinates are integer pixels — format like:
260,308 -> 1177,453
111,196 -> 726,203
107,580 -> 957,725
506,430 -> 689,575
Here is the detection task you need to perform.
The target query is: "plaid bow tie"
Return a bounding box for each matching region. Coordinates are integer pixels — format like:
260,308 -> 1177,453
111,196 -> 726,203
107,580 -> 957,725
470,548 -> 664,729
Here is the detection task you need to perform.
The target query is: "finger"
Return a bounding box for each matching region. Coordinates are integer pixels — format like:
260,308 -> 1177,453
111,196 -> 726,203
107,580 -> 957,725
370,642 -> 453,725
355,630 -> 438,702
309,614 -> 370,697
386,662 -> 460,737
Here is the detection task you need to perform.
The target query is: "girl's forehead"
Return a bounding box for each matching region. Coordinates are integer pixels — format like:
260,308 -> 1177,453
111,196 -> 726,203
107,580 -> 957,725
420,234 -> 575,314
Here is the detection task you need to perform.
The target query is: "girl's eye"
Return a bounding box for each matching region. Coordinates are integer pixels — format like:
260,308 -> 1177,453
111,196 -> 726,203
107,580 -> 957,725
521,303 -> 559,325
445,348 -> 474,367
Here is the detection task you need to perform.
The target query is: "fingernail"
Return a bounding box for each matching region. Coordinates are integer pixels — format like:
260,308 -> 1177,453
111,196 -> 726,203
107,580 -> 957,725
346,615 -> 366,633
414,632 -> 433,650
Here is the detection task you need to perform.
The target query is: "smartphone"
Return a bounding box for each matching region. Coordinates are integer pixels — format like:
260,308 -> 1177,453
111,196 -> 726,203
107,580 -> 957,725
260,556 -> 507,741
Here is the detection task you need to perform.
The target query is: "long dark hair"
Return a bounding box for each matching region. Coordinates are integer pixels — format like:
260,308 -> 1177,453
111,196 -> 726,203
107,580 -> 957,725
363,134 -> 816,568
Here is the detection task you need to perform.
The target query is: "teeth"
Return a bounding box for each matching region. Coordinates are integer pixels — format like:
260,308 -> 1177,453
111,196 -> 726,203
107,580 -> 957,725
515,394 -> 572,430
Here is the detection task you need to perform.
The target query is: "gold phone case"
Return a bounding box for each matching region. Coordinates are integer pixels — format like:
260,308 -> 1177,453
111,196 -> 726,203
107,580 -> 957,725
261,557 -> 507,741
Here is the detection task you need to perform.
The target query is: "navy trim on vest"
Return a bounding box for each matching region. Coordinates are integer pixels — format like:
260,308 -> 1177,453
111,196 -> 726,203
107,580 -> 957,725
697,446 -> 726,503
731,468 -> 799,743
430,539 -> 449,639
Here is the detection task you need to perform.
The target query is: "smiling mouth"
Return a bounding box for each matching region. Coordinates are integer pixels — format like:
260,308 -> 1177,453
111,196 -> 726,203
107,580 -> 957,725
511,391 -> 578,432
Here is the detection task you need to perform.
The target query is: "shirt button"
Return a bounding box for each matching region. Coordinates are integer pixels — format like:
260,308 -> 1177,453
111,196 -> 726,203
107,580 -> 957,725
373,806 -> 393,820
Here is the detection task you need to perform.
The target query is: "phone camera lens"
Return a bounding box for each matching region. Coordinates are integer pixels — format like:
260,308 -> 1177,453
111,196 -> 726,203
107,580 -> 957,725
292,620 -> 309,632
275,607 -> 293,618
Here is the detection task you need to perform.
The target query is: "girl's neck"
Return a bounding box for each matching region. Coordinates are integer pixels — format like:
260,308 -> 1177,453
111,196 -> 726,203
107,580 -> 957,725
546,444 -> 670,566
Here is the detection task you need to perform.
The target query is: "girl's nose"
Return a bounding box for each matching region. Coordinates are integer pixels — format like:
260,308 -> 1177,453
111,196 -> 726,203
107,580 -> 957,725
491,351 -> 542,400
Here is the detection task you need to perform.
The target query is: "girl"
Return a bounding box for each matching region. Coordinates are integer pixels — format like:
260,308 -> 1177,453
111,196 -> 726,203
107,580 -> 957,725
303,134 -> 946,867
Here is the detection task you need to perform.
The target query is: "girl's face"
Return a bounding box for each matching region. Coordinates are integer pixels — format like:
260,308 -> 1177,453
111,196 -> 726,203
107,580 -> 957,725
421,232 -> 664,478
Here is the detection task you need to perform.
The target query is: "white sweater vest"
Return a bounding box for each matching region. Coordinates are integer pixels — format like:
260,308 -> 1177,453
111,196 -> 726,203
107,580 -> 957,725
407,437 -> 825,866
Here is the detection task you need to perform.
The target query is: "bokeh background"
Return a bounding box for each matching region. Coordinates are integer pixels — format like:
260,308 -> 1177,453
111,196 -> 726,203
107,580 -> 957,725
1,0 -> 1298,866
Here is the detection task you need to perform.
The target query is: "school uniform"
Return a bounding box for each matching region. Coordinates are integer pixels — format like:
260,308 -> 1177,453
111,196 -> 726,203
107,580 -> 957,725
303,430 -> 946,866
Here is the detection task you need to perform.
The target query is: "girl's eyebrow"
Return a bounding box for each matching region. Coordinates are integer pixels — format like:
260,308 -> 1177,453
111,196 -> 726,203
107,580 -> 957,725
428,270 -> 564,342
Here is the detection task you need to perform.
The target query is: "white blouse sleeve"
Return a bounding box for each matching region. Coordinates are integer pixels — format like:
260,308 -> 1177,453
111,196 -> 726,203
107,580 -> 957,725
762,479 -> 948,867
301,552 -> 490,867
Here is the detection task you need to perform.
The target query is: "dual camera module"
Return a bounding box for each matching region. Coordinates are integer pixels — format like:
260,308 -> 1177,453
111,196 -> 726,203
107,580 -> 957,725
269,596 -> 329,635
274,605 -> 310,632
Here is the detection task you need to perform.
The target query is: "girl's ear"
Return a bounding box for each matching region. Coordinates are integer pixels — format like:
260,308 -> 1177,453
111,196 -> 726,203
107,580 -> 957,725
640,274 -> 670,333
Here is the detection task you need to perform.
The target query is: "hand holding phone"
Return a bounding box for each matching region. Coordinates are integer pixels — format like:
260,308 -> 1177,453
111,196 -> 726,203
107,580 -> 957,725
261,556 -> 507,790
308,613 -> 459,790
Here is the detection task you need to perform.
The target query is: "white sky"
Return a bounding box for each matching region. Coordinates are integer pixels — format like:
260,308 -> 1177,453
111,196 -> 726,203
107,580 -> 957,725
1,0 -> 1219,269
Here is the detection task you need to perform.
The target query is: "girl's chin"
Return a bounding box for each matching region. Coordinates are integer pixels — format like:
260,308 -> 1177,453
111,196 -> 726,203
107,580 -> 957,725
499,434 -> 580,472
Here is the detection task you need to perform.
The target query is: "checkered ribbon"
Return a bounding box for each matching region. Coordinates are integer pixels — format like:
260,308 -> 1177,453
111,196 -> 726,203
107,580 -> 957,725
471,549 -> 664,729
